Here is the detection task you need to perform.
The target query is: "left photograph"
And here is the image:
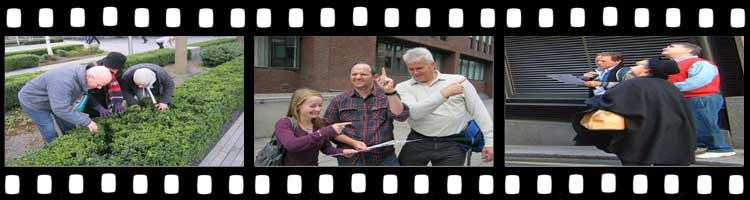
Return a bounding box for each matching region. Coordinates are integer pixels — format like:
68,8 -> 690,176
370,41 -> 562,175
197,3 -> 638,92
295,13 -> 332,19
4,36 -> 245,166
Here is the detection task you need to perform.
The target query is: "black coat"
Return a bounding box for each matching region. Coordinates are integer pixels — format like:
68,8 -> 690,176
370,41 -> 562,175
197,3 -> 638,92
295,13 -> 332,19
573,77 -> 696,165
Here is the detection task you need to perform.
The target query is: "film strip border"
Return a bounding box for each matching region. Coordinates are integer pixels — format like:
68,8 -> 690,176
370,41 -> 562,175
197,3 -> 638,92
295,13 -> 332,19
3,170 -> 746,197
1,6 -> 745,34
503,6 -> 747,35
0,6 -> 497,35
2,169 -> 496,198
500,167 -> 747,198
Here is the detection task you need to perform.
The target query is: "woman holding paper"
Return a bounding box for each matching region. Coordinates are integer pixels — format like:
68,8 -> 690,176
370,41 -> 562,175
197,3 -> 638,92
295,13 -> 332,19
274,88 -> 357,166
120,63 -> 175,111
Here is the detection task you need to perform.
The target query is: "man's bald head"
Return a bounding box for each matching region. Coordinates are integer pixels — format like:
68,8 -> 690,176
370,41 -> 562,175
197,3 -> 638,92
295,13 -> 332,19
86,66 -> 112,89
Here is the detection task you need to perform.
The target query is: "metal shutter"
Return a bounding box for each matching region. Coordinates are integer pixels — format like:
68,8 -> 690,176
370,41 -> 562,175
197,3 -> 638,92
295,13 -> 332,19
505,36 -> 691,100
711,36 -> 745,97
504,36 -> 692,120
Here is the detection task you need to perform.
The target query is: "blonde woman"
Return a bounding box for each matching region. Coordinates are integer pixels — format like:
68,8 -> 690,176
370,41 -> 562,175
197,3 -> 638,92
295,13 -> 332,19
275,88 -> 357,166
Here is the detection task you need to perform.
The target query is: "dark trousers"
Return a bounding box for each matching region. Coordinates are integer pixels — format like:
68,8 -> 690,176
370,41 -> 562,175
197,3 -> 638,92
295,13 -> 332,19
86,36 -> 100,44
398,130 -> 467,166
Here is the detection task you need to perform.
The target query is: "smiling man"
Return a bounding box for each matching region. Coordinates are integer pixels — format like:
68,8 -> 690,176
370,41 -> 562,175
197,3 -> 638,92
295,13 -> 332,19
323,62 -> 410,166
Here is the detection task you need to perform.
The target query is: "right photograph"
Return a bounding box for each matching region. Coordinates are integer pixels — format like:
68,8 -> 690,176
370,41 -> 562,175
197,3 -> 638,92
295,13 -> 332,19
504,36 -> 744,167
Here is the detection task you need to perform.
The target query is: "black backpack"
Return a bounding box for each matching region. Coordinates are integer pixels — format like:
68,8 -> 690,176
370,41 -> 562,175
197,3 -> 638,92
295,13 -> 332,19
254,117 -> 294,166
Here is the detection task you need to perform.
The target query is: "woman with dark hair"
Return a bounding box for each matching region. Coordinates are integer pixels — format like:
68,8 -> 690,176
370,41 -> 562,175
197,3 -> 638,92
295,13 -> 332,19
573,58 -> 696,166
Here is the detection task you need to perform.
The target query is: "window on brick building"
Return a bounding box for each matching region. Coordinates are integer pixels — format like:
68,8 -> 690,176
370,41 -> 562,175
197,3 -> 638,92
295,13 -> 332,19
254,36 -> 300,68
460,57 -> 486,81
376,39 -> 444,76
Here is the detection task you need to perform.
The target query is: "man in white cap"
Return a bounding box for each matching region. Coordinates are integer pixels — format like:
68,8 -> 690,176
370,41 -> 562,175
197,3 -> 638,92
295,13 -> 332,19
121,63 -> 175,111
18,65 -> 112,143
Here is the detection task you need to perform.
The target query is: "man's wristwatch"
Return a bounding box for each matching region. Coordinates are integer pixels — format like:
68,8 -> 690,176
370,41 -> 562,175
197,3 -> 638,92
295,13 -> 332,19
384,90 -> 398,96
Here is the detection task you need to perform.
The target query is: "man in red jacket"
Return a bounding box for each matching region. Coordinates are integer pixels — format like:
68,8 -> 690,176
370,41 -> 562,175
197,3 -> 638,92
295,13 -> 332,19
662,42 -> 736,159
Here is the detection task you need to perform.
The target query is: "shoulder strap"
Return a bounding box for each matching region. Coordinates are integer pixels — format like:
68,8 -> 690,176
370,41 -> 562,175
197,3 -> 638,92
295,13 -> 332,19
271,117 -> 296,141
615,67 -> 630,81
287,117 -> 296,129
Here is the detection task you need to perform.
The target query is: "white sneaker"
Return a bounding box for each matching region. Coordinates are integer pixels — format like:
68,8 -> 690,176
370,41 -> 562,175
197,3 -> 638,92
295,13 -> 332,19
696,152 -> 736,159
695,147 -> 707,152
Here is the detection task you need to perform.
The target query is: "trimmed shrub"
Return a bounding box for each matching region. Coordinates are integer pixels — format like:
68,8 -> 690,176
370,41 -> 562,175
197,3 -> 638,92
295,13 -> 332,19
63,46 -> 104,57
4,54 -> 42,72
8,56 -> 245,166
4,72 -> 44,111
4,47 -> 190,111
188,38 -> 237,48
200,43 -> 244,67
4,38 -> 64,47
5,44 -> 84,57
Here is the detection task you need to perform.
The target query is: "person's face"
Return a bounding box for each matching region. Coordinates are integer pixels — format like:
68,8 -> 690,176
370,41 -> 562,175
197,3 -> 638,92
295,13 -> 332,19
595,56 -> 620,69
661,44 -> 690,58
87,75 -> 109,89
629,63 -> 651,77
350,64 -> 373,90
137,84 -> 146,88
297,96 -> 323,120
407,60 -> 436,83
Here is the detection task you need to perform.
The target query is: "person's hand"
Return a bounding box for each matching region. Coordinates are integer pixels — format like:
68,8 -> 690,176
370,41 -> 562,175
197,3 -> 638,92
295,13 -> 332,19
440,79 -> 466,98
113,103 -> 125,113
583,71 -> 598,78
87,121 -> 99,133
95,105 -> 112,118
342,149 -> 357,158
481,147 -> 494,162
582,81 -> 602,88
331,122 -> 352,134
351,140 -> 369,151
375,67 -> 395,93
155,103 -> 169,111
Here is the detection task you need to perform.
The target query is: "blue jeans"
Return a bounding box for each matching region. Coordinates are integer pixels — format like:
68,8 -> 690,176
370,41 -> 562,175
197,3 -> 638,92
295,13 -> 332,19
21,104 -> 78,143
689,93 -> 733,152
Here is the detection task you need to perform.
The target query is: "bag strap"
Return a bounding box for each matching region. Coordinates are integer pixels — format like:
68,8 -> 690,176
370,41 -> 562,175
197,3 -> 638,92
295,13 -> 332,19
271,117 -> 296,142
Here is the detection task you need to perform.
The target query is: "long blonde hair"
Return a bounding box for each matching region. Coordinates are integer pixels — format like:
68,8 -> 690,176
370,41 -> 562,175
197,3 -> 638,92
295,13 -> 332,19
286,88 -> 327,130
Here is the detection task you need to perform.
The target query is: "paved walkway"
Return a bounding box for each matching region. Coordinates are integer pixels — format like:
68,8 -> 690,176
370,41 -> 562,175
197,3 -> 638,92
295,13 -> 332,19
5,36 -> 234,77
200,112 -> 245,166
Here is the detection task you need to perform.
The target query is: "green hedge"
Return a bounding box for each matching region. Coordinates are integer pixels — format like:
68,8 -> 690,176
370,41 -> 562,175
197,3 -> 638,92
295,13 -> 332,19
200,43 -> 244,67
4,54 -> 42,72
5,44 -> 84,57
7,56 -> 245,166
188,38 -> 237,48
123,48 -> 192,70
5,38 -> 64,47
4,72 -> 44,111
4,48 -> 189,111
